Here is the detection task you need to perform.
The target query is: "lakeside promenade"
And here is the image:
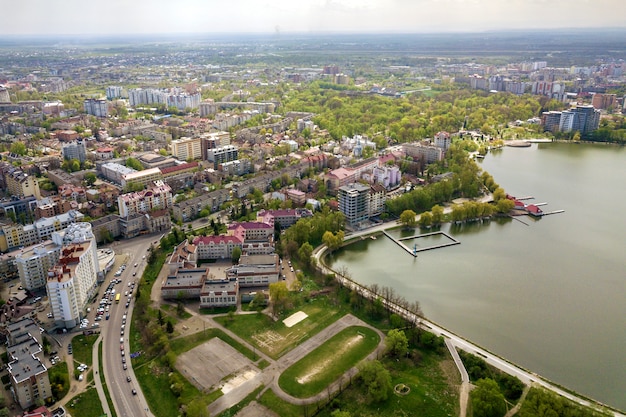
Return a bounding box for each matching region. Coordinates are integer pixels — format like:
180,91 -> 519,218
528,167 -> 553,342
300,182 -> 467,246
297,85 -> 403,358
313,205 -> 625,417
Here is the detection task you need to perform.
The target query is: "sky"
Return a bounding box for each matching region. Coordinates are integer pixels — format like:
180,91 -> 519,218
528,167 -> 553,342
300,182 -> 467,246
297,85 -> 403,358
2,0 -> 625,36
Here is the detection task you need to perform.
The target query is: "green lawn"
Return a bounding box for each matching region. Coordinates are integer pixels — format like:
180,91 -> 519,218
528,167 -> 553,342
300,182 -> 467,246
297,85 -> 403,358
71,334 -> 98,367
259,389 -> 306,417
279,326 -> 380,398
65,387 -> 104,417
215,296 -> 345,359
314,352 -> 459,417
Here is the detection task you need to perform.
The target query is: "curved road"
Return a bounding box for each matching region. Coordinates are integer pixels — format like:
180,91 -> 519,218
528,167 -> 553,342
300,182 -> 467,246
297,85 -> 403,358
98,234 -> 158,417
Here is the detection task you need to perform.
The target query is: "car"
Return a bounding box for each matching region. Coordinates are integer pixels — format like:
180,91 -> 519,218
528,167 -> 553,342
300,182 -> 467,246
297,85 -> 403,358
134,263 -> 138,267
47,312 -> 53,318
120,344 -> 124,351
127,376 -> 131,382
106,314 -> 110,320
122,357 -> 126,363
120,337 -> 124,343
123,363 -> 127,370
131,389 -> 137,395
121,350 -> 125,356
125,302 -> 130,308
50,350 -> 57,356
120,329 -> 124,336
132,272 -> 136,276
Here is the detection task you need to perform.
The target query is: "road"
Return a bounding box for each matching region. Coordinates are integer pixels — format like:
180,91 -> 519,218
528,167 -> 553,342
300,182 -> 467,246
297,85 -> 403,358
99,234 -> 157,417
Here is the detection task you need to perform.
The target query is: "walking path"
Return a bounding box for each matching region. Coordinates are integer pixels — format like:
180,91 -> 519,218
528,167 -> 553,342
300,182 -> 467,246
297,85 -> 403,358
203,312 -> 384,416
445,337 -> 471,417
92,335 -> 112,417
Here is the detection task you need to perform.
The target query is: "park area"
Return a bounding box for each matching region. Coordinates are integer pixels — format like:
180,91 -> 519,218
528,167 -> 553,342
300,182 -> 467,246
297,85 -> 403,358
278,326 -> 379,398
215,297 -> 345,359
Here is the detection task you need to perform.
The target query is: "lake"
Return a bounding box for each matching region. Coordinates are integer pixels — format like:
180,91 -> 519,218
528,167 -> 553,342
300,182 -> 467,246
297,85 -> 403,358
327,142 -> 626,411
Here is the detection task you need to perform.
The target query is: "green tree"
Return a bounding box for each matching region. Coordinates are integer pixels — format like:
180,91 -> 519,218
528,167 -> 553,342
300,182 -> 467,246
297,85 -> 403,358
166,321 -> 174,334
399,209 -> 417,228
10,142 -> 27,156
231,246 -> 242,263
385,328 -> 409,358
471,378 -> 507,417
431,205 -> 444,225
269,281 -> 289,316
357,360 -> 392,403
298,242 -> 314,267
418,211 -> 433,227
125,157 -> 144,171
83,172 -> 97,186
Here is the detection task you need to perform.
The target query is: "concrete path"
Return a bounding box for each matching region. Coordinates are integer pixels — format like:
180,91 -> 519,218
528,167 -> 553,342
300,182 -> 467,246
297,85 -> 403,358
92,335 -> 112,417
445,337 -> 471,417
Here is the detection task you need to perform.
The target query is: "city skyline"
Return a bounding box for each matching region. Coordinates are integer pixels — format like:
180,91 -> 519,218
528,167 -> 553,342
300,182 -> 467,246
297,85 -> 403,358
2,0 -> 626,36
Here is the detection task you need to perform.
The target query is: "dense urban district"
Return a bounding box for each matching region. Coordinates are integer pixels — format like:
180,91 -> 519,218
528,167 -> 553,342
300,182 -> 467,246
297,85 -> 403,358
0,31 -> 624,417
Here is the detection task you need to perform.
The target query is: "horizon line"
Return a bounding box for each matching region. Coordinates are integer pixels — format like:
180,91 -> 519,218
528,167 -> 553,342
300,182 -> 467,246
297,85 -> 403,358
3,26 -> 626,38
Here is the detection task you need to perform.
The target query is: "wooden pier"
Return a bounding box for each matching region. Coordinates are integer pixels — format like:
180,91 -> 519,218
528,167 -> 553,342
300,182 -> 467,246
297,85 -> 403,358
383,230 -> 460,257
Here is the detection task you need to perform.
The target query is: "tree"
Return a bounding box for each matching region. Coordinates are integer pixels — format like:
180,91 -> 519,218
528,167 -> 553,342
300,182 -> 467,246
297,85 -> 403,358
431,205 -> 444,225
231,246 -> 242,263
331,411 -> 351,417
125,157 -> 144,171
357,360 -> 392,403
322,230 -> 344,253
385,328 -> 409,358
84,172 -> 97,186
166,321 -> 174,334
269,281 -> 289,316
470,378 -> 507,417
399,209 -> 417,228
10,142 -> 27,156
298,242 -> 314,267
418,211 -> 433,227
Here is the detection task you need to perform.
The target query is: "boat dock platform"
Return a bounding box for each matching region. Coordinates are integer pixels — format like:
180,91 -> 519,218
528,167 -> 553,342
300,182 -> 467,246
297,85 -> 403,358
383,230 -> 460,257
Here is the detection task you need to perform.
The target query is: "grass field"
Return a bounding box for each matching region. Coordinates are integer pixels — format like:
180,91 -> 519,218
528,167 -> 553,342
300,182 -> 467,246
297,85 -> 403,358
71,334 -> 98,367
65,387 -> 104,417
278,326 -> 379,398
314,352 -> 460,417
215,296 -> 345,359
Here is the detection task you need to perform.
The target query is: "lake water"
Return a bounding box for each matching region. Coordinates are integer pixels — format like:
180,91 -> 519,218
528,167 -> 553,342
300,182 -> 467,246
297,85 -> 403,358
327,142 -> 626,411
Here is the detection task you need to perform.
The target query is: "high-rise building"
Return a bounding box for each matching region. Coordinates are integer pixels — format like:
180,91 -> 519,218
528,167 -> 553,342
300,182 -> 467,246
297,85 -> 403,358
16,241 -> 61,291
591,93 -> 617,110
83,98 -> 108,117
61,139 -> 87,163
46,222 -> 100,328
170,136 -> 203,161
117,180 -> 173,217
207,145 -> 239,169
106,86 -> 123,100
338,183 -> 370,227
434,131 -> 451,151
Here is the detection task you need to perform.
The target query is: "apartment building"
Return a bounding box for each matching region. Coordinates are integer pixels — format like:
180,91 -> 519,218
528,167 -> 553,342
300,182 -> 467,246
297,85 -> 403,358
6,169 -> 41,199
338,183 -> 370,227
15,241 -> 61,291
61,140 -> 87,163
117,180 -> 173,218
170,136 -> 203,161
6,335 -> 51,409
207,145 -> 238,169
83,98 -> 108,117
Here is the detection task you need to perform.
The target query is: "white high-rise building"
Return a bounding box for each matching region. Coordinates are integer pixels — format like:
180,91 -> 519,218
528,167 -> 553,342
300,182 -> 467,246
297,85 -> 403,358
46,222 -> 100,328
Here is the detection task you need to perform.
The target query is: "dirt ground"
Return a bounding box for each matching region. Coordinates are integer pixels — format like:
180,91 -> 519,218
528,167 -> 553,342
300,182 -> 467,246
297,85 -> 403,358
176,337 -> 256,391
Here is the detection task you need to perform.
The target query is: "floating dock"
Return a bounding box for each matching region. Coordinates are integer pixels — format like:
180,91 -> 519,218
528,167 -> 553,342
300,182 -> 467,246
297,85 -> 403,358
383,230 -> 460,257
